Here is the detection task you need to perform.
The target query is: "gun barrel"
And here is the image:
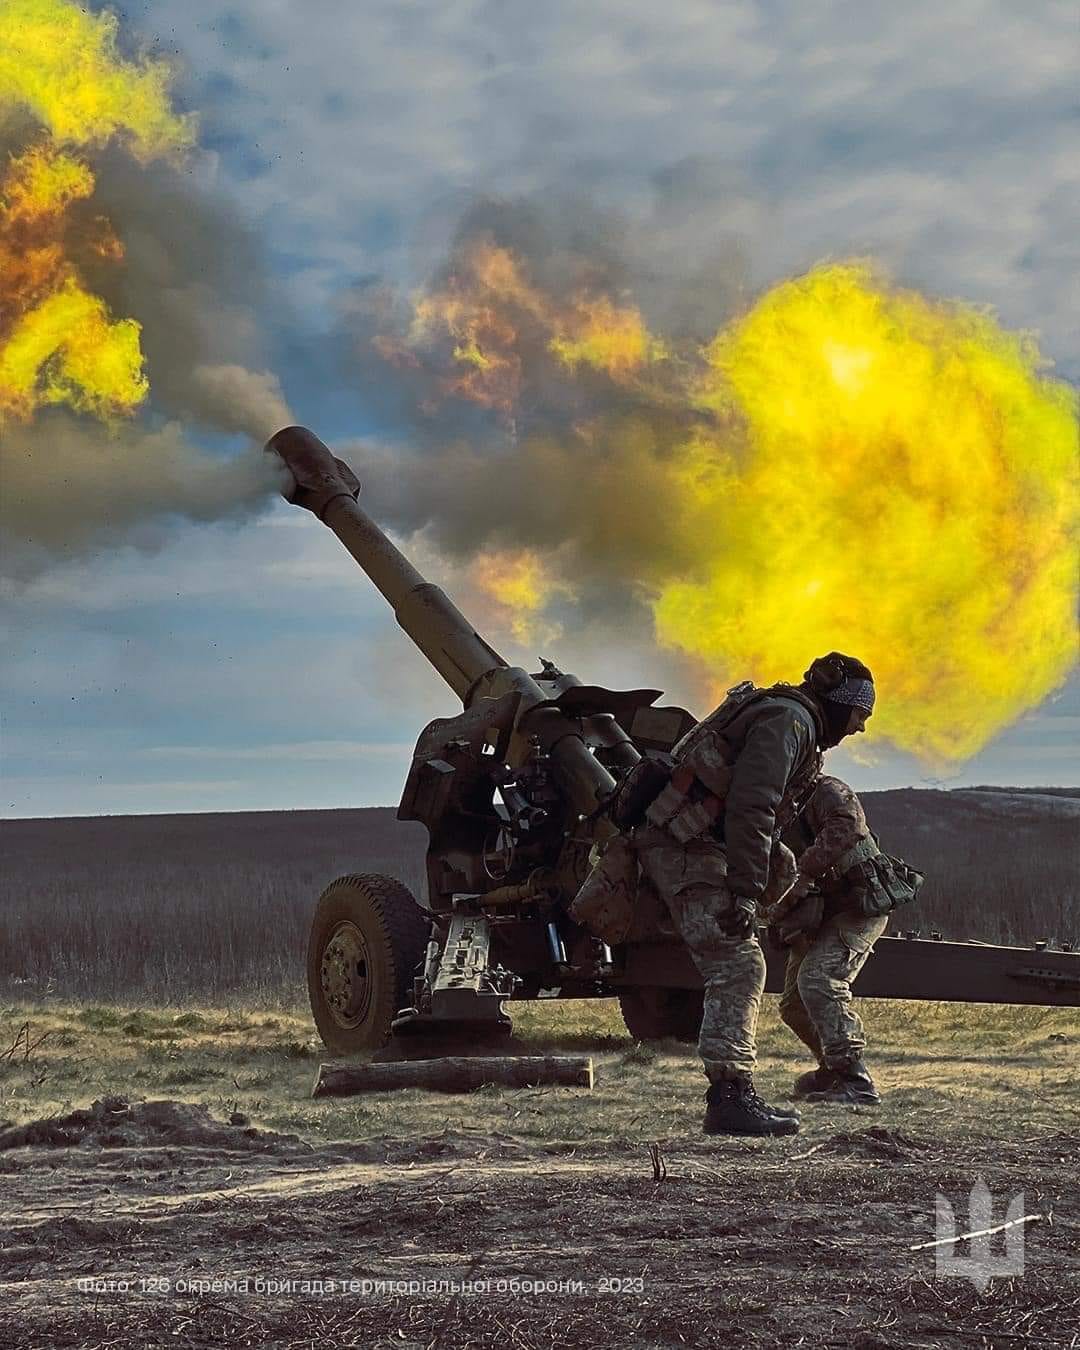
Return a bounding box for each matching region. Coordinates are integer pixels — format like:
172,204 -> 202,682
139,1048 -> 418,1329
267,426 -> 506,700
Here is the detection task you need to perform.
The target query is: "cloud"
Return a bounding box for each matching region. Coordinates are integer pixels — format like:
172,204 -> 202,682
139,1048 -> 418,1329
135,0 -> 1080,374
4,498 -> 1076,816
84,146 -> 294,437
139,740 -> 415,762
6,1 -> 1077,815
0,123 -> 293,577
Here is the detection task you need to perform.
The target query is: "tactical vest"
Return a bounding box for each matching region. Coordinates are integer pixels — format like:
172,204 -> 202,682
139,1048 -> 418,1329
644,681 -> 824,845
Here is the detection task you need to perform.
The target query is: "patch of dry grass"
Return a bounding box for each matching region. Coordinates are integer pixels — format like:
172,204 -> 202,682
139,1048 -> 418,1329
2,996 -> 1075,1150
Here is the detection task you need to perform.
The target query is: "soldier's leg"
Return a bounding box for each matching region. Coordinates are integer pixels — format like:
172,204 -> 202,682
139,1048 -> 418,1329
693,925 -> 766,1082
638,841 -> 797,1135
639,843 -> 764,1079
796,912 -> 888,1103
796,913 -> 887,1065
777,937 -> 824,1063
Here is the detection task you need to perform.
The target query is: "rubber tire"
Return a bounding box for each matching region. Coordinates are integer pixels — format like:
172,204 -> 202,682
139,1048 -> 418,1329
618,987 -> 704,1043
307,874 -> 431,1054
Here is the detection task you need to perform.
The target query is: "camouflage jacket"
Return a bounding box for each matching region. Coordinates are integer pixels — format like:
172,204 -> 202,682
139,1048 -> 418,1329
667,686 -> 825,902
785,774 -> 873,895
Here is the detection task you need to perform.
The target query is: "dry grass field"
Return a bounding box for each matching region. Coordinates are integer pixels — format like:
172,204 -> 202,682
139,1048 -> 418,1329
1,791 -> 1077,1005
1,996 -> 1077,1348
1,795 -> 1077,1347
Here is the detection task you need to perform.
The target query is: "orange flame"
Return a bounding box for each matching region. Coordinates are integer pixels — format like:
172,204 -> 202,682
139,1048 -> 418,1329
376,240 -> 665,418
0,0 -> 191,423
0,143 -> 147,419
468,547 -> 576,646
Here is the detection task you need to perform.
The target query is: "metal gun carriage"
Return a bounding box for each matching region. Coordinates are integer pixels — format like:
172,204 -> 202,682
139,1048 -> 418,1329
268,426 -> 1080,1054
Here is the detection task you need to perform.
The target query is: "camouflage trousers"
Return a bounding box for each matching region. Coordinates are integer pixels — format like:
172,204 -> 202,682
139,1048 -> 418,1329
778,911 -> 888,1067
637,836 -> 764,1082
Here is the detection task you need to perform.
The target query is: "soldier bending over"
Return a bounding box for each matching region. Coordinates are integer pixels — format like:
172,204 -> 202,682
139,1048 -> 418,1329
771,774 -> 887,1106
634,652 -> 875,1137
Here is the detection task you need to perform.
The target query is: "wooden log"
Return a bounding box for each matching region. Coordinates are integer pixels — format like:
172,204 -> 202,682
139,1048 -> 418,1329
311,1055 -> 594,1097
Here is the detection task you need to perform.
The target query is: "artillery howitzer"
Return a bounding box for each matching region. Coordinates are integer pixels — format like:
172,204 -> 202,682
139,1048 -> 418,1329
268,426 -> 1080,1054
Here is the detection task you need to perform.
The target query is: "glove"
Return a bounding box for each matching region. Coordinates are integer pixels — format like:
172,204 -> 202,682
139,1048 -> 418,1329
775,892 -> 825,945
769,874 -> 812,923
718,894 -> 757,939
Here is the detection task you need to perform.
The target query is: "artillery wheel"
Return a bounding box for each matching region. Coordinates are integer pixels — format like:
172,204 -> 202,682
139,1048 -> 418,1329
618,987 -> 703,1043
307,874 -> 431,1054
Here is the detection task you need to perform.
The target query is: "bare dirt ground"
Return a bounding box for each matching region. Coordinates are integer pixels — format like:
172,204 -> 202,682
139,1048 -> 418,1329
1,1000 -> 1077,1349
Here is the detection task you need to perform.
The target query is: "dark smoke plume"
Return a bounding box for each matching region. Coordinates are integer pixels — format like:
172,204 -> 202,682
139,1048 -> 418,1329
340,191 -> 752,619
85,149 -> 292,439
0,139 -> 291,578
0,414 -> 286,578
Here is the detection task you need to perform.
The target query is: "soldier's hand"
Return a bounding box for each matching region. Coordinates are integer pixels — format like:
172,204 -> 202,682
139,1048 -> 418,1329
770,875 -> 812,922
719,895 -> 757,938
776,893 -> 825,944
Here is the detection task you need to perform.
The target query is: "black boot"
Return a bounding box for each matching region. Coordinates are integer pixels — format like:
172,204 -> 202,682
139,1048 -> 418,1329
703,1078 -> 800,1136
792,1065 -> 833,1099
757,1088 -> 801,1120
805,1059 -> 881,1105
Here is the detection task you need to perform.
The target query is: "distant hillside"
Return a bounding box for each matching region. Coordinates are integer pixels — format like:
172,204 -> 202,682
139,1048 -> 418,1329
0,806 -> 427,878
861,787 -> 1080,863
3,787 -> 1075,880
1,789 -> 1075,1000
858,788 -> 1078,947
868,786 -> 1080,831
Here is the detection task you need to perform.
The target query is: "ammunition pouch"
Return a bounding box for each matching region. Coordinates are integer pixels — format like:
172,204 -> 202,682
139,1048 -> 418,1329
641,682 -> 823,848
568,834 -> 639,945
569,833 -> 671,945
644,764 -> 727,844
846,852 -> 925,919
833,835 -> 881,876
640,684 -> 747,843
609,752 -> 674,829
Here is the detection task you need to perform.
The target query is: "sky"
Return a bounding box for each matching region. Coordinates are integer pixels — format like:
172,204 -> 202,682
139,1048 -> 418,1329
2,0 -> 1078,817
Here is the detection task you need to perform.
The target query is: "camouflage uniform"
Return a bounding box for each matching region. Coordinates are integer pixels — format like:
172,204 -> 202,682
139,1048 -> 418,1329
636,687 -> 824,1083
778,776 -> 887,1067
637,839 -> 764,1077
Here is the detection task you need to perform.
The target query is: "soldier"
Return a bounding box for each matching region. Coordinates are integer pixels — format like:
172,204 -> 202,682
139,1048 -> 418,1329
771,775 -> 887,1106
634,652 -> 875,1136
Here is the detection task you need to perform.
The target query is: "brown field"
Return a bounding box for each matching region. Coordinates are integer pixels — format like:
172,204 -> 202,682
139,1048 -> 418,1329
1,794 -> 1077,1347
1,790 -> 1077,1005
1,997 -> 1077,1349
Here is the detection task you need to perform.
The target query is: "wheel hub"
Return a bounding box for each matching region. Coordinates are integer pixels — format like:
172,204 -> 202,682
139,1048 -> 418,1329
320,921 -> 373,1029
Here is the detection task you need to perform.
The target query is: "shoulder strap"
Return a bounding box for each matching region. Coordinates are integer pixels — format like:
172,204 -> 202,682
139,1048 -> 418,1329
702,681 -> 773,729
764,683 -> 826,743
671,681 -> 770,760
